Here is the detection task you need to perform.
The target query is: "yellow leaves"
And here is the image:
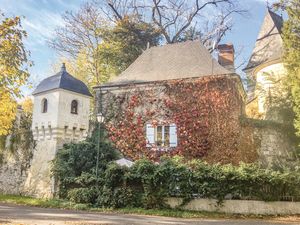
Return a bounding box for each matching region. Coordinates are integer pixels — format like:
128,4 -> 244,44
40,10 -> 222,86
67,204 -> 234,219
0,13 -> 30,134
0,90 -> 17,135
21,97 -> 33,115
0,13 -> 30,98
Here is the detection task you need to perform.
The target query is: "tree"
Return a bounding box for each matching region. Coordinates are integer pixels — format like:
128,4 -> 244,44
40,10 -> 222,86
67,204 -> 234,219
281,0 -> 300,136
99,16 -> 161,74
50,2 -> 161,89
106,0 -> 246,50
49,2 -> 107,86
0,92 -> 16,135
0,13 -> 30,135
50,1 -> 245,89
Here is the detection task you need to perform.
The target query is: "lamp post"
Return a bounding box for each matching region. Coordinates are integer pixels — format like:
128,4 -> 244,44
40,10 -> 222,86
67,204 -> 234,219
95,112 -> 104,186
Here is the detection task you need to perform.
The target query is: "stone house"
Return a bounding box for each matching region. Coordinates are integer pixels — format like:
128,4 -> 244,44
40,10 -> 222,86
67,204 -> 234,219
94,40 -> 248,163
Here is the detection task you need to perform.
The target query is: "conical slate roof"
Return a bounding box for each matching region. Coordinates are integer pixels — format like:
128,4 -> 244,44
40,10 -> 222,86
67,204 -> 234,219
244,10 -> 284,72
32,64 -> 92,97
104,40 -> 231,86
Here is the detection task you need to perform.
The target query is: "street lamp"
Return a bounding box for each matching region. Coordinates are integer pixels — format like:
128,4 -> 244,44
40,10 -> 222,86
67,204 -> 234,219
95,112 -> 104,186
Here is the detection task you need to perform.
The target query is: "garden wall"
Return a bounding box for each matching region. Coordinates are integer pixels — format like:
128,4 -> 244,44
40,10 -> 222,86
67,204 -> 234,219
167,198 -> 300,215
0,147 -> 30,195
239,118 -> 298,168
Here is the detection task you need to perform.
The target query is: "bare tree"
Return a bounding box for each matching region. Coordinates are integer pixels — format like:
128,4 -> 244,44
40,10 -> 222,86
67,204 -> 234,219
49,0 -> 247,87
48,2 -> 107,85
105,0 -> 246,48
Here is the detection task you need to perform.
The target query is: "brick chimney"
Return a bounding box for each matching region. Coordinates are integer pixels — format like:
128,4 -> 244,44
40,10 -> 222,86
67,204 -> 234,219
217,43 -> 235,72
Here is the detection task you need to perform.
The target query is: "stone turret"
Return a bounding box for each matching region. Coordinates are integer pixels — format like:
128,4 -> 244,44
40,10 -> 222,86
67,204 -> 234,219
244,9 -> 284,116
25,64 -> 92,198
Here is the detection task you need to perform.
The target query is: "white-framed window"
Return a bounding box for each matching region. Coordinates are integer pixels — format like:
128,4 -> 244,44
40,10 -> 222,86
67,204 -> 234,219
146,123 -> 177,148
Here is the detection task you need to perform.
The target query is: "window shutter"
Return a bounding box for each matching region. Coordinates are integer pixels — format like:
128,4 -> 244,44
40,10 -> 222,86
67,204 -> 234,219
169,124 -> 177,147
146,124 -> 155,147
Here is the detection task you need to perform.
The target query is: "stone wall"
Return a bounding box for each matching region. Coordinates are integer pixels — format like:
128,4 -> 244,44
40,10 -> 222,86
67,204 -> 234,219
0,147 -> 31,195
258,127 -> 296,167
166,197 -> 300,215
0,122 -> 92,198
23,139 -> 64,198
239,119 -> 298,168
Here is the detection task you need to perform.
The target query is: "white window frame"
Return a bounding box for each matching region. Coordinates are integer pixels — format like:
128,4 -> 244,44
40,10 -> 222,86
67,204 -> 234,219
146,123 -> 177,148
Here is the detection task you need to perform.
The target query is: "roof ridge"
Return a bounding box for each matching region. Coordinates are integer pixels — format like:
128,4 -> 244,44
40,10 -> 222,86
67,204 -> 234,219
148,39 -> 201,51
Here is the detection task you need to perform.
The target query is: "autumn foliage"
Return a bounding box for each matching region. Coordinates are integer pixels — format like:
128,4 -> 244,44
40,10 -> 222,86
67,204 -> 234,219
0,14 -> 30,135
105,76 -> 246,163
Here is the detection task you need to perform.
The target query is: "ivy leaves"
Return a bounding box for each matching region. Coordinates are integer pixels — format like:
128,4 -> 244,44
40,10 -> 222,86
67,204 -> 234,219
106,77 -> 243,163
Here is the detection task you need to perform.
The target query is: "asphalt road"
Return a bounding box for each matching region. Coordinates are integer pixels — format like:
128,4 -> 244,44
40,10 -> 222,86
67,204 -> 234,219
0,203 -> 298,225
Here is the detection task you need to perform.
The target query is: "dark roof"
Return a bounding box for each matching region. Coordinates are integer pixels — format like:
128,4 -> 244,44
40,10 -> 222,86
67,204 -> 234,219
32,64 -> 92,97
244,10 -> 284,72
103,40 -> 231,86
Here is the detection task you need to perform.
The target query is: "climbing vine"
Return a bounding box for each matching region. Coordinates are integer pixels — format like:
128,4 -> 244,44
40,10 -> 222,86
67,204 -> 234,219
105,76 -> 244,163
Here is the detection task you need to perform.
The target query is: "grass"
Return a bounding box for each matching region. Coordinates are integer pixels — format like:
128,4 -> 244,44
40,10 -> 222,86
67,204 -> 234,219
0,194 -> 299,222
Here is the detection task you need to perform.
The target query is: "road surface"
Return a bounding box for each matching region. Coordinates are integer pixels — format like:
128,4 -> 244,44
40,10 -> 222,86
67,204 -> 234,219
0,203 -> 298,225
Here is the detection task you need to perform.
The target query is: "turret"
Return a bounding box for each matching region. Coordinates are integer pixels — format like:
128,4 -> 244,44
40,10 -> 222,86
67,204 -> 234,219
32,63 -> 92,143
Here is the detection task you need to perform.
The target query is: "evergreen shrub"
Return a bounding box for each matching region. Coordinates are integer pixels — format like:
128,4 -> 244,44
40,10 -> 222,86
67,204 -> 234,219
52,128 -> 300,209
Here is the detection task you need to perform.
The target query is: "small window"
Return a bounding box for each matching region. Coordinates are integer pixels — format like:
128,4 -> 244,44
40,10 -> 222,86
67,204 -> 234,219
71,100 -> 78,114
41,98 -> 48,113
146,123 -> 177,147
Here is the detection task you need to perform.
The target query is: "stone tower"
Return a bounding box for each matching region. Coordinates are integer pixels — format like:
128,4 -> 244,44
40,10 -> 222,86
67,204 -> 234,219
244,9 -> 285,118
25,63 -> 92,198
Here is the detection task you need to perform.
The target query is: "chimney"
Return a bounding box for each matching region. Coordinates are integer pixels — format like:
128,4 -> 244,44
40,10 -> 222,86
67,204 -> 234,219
217,43 -> 235,72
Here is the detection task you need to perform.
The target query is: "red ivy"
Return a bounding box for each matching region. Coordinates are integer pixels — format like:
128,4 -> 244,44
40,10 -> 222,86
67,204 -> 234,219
106,76 -> 243,162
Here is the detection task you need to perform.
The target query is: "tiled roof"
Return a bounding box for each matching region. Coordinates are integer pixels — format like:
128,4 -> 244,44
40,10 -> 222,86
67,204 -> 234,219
104,40 -> 231,86
244,10 -> 284,72
32,64 -> 92,97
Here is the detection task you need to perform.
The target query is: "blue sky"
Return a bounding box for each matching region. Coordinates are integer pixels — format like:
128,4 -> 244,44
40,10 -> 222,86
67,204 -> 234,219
1,0 -> 278,96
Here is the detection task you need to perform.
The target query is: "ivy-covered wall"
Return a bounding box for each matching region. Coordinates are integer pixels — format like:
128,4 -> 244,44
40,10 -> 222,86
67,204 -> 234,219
0,107 -> 35,194
98,75 -> 248,164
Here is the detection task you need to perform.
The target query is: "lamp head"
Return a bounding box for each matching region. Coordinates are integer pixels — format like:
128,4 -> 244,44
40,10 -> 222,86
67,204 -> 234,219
96,113 -> 104,123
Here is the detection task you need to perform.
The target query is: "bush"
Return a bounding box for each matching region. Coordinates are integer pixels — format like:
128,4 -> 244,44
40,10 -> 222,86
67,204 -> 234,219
52,125 -> 119,199
94,158 -> 300,208
67,187 -> 97,204
52,129 -> 300,209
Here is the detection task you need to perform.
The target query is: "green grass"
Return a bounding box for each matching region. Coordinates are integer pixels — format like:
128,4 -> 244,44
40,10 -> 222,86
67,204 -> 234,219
0,194 -> 297,221
0,194 -> 73,208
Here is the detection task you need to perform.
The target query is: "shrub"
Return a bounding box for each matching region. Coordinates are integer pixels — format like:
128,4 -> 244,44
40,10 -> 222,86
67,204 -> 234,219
52,131 -> 300,209
52,125 -> 119,199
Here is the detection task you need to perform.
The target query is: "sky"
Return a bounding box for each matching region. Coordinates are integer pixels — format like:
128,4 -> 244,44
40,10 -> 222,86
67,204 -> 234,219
1,0 -> 279,97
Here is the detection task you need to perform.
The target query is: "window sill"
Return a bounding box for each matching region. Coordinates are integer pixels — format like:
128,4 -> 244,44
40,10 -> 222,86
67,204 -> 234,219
146,146 -> 176,151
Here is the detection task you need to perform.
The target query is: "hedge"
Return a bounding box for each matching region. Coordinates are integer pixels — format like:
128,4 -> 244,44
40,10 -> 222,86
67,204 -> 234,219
54,155 -> 300,208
